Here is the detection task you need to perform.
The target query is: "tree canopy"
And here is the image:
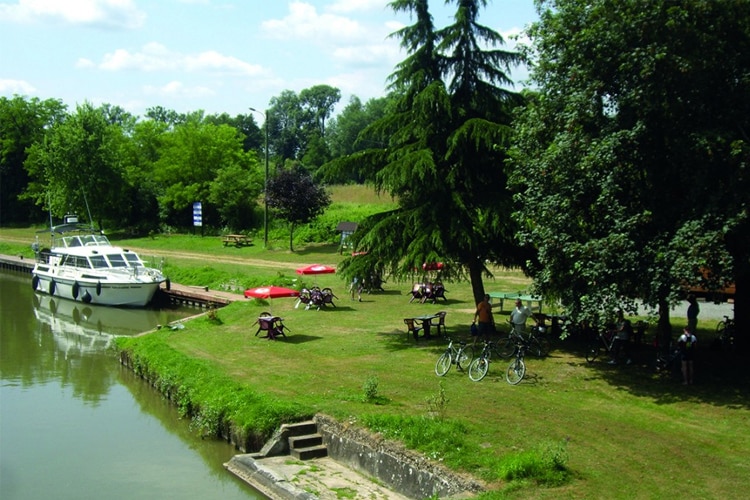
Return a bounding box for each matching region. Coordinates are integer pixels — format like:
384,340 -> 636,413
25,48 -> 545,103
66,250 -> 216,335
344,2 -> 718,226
509,0 -> 750,340
266,164 -> 331,252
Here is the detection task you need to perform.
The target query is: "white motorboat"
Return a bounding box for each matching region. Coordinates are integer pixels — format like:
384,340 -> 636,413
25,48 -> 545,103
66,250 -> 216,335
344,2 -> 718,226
31,215 -> 167,307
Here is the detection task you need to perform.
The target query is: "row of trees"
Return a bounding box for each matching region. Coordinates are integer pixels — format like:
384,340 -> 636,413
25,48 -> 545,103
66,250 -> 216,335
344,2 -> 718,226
0,84 -> 369,232
1,0 -> 748,344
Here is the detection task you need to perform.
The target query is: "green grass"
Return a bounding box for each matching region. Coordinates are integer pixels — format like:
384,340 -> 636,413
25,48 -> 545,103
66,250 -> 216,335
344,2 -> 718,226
2,221 -> 748,498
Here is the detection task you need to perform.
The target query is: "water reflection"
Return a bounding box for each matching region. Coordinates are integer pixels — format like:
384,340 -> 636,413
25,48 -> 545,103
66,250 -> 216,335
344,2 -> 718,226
0,270 -> 260,499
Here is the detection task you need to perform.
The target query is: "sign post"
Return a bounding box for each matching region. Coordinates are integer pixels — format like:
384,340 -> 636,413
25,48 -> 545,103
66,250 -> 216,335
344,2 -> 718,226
193,202 -> 203,236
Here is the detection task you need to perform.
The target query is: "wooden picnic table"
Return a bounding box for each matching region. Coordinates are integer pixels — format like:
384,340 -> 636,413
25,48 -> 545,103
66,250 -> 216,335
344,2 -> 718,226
222,234 -> 252,247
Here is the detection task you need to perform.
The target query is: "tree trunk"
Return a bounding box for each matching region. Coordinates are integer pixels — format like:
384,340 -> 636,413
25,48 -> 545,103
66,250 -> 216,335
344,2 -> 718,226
657,296 -> 672,353
733,268 -> 749,351
289,222 -> 295,252
468,257 -> 486,307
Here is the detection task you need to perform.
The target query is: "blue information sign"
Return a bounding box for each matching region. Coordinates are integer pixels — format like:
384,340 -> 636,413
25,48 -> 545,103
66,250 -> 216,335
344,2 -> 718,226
193,202 -> 202,227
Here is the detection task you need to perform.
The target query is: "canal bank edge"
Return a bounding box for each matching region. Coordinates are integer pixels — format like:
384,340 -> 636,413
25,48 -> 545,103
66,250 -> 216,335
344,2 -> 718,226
224,414 -> 482,500
117,324 -> 483,499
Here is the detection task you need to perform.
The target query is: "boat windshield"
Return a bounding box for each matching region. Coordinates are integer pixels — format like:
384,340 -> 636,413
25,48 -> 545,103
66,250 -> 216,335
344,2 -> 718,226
124,254 -> 144,267
106,254 -> 128,267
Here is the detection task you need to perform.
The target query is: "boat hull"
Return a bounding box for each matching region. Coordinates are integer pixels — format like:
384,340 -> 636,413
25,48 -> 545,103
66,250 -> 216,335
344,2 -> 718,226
32,268 -> 162,307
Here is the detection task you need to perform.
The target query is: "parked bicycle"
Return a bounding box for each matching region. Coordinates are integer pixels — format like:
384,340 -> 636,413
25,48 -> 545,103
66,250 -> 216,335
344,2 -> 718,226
655,343 -> 681,380
496,321 -> 550,359
468,339 -> 497,382
584,326 -> 622,363
715,315 -> 735,350
435,336 -> 475,376
506,338 -> 530,385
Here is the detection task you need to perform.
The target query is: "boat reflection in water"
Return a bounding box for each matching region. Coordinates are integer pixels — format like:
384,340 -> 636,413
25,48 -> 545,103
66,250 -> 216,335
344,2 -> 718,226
32,293 -> 183,358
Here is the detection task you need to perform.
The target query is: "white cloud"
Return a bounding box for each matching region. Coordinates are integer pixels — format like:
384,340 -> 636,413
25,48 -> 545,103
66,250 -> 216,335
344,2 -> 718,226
143,80 -> 215,98
90,43 -> 265,76
262,1 -> 365,42
326,0 -> 388,14
0,0 -> 146,29
0,78 -> 36,95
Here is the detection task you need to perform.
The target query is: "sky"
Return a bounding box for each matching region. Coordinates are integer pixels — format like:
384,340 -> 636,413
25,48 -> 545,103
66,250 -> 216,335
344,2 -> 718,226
0,0 -> 538,119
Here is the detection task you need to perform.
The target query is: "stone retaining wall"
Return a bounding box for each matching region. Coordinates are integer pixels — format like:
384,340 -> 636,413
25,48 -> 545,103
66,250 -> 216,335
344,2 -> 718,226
314,414 -> 482,499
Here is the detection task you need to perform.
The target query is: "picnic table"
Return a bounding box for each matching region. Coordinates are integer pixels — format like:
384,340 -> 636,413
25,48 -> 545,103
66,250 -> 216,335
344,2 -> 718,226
488,292 -> 543,313
405,313 -> 439,340
254,315 -> 288,340
222,234 -> 252,247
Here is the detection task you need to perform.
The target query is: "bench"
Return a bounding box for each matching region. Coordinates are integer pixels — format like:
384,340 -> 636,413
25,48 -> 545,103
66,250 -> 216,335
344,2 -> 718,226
222,234 -> 252,247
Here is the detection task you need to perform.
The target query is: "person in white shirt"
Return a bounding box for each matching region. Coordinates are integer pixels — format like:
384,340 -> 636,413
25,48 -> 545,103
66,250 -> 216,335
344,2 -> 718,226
510,299 -> 532,334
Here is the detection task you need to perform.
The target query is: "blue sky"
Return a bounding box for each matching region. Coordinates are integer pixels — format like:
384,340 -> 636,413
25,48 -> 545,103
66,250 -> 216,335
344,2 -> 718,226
0,0 -> 538,118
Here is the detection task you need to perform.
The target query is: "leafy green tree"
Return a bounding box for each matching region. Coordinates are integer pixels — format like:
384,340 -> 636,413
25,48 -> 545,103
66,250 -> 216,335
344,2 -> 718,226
335,0 -> 528,304
208,161 -> 264,230
266,165 -> 331,251
509,0 -> 750,342
299,84 -> 341,138
1,96 -> 67,224
151,120 -> 256,229
23,102 -> 129,229
321,95 -> 390,183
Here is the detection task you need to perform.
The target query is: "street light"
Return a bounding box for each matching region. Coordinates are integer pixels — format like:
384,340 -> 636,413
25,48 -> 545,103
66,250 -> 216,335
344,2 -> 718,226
249,107 -> 269,247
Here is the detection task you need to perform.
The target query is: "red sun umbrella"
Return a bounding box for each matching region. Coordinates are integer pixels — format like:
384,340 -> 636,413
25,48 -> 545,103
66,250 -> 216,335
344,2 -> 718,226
295,264 -> 336,275
244,286 -> 300,299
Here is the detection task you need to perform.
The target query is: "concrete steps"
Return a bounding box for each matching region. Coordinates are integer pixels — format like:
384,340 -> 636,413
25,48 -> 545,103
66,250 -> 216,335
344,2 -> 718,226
286,420 -> 327,460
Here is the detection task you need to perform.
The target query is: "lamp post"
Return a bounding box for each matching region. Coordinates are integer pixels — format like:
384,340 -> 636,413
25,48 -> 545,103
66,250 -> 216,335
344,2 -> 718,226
249,107 -> 269,247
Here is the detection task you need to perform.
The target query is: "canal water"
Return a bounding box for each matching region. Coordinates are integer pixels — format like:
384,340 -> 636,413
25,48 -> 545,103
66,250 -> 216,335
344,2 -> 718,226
0,269 -> 262,500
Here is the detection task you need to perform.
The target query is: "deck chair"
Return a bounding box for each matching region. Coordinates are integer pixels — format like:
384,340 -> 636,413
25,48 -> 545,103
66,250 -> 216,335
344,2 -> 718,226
430,311 -> 447,336
321,287 -> 338,307
255,316 -> 274,337
404,318 -> 423,341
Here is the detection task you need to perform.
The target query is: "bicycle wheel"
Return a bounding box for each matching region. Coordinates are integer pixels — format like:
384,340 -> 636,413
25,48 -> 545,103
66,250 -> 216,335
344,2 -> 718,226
435,352 -> 452,376
585,344 -> 601,363
506,358 -> 526,385
537,338 -> 551,357
468,357 -> 489,382
495,337 -> 516,358
456,345 -> 474,371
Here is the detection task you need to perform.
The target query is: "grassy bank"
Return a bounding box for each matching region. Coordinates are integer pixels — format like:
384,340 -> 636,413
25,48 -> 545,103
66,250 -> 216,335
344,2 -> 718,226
2,226 -> 748,499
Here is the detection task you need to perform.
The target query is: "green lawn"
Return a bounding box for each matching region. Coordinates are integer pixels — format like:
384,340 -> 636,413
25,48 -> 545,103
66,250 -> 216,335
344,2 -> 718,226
2,227 -> 747,499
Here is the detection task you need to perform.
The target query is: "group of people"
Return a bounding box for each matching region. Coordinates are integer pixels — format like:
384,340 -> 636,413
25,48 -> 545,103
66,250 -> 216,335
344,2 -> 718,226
472,294 -> 533,345
471,292 -> 701,385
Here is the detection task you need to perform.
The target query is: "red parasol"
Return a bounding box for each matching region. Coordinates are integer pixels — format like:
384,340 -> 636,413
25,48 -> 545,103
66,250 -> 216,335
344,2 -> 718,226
295,264 -> 336,275
244,286 -> 300,299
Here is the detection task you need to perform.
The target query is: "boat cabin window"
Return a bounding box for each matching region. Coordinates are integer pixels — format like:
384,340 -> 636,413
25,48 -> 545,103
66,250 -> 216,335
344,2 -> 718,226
106,254 -> 128,267
90,255 -> 109,269
80,235 -> 97,246
61,254 -> 91,269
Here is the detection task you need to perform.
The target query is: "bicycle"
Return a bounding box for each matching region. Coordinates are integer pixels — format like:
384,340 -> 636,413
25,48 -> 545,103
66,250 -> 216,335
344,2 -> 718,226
715,315 -> 735,349
468,339 -> 496,382
435,336 -> 475,376
506,338 -> 529,385
585,326 -> 630,364
655,344 -> 681,380
496,322 -> 550,359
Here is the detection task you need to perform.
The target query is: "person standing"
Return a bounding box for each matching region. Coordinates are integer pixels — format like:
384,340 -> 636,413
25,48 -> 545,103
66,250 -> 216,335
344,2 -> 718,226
510,299 -> 532,335
473,294 -> 494,345
678,327 -> 697,385
609,309 -> 633,365
686,294 -> 700,334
